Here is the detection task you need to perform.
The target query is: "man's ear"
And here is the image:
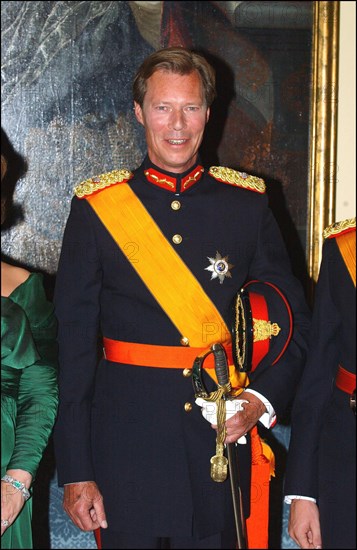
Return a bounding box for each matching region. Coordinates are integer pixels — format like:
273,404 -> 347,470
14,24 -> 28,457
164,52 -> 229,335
134,102 -> 144,125
206,107 -> 210,124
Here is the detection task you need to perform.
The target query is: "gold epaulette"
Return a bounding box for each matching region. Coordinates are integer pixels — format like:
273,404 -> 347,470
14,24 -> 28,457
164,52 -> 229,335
323,217 -> 356,239
209,166 -> 266,194
74,169 -> 133,198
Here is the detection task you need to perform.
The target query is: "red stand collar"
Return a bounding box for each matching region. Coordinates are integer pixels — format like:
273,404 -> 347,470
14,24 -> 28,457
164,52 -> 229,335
144,165 -> 204,193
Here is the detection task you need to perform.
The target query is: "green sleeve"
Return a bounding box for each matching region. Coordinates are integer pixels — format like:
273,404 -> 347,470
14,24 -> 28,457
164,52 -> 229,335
8,275 -> 59,478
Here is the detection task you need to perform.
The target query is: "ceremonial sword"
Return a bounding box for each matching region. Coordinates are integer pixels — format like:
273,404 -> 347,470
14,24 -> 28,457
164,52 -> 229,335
212,343 -> 247,549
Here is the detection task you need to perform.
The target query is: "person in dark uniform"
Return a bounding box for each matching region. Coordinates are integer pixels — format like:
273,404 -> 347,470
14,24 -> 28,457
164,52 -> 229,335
53,47 -> 311,549
285,218 -> 356,550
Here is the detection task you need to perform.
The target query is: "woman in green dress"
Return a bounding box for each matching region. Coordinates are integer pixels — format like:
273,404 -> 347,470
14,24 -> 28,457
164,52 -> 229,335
1,152 -> 59,548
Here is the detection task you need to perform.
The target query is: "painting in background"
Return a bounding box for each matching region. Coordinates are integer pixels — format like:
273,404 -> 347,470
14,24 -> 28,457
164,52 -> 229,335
1,1 -> 153,275
1,1 -> 313,280
1,2 -> 311,548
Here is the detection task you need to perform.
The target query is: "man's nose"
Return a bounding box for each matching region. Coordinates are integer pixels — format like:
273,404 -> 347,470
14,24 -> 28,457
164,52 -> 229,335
169,109 -> 186,130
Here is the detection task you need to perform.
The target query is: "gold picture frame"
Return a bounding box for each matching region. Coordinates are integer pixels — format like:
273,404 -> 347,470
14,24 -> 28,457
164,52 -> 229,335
308,1 -> 339,286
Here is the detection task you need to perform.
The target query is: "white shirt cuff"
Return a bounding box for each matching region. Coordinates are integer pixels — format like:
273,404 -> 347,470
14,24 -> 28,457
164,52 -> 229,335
284,495 -> 317,504
244,389 -> 276,428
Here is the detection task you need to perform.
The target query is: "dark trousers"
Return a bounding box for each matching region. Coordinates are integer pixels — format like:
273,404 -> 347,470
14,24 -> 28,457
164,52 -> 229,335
98,528 -> 237,549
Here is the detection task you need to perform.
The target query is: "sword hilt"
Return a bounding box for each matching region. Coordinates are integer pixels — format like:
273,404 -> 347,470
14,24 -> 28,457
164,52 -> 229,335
212,343 -> 231,393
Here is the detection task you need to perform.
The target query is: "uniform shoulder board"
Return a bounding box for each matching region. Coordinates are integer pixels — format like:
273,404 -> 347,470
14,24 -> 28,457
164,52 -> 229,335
74,169 -> 134,198
208,166 -> 266,194
323,217 -> 356,239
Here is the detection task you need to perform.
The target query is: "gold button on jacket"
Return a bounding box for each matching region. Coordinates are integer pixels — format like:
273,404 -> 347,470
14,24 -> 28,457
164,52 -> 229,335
172,234 -> 182,244
171,200 -> 181,211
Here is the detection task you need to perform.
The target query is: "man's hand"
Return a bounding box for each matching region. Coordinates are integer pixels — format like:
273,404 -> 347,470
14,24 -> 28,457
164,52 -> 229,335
224,391 -> 266,443
195,397 -> 249,443
63,481 -> 108,531
288,499 -> 322,549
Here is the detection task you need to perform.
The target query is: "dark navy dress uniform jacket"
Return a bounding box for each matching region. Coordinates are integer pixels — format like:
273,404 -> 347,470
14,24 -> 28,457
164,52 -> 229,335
54,158 -> 311,538
285,230 -> 356,549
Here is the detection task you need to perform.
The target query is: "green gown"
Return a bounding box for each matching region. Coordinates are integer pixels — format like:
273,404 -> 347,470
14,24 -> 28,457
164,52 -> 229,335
1,273 -> 58,549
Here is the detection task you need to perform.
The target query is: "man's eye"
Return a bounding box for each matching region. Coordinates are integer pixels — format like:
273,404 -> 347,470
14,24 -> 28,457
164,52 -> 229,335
185,106 -> 199,112
156,105 -> 169,111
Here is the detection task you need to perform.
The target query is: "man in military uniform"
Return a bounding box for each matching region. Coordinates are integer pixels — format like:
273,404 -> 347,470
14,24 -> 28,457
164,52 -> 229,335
53,47 -> 311,549
285,218 -> 356,549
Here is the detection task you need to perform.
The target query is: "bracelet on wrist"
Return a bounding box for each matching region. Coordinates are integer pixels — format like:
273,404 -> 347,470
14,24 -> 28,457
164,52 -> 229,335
1,475 -> 31,501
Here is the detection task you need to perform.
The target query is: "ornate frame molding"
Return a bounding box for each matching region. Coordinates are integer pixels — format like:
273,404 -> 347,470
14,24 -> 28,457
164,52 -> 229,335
308,1 -> 340,284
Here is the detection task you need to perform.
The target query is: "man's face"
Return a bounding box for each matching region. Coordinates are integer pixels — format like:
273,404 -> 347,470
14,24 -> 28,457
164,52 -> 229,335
134,70 -> 210,174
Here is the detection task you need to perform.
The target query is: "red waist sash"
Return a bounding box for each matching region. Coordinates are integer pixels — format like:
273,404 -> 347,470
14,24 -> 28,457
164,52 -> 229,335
103,337 -> 233,370
335,365 -> 356,394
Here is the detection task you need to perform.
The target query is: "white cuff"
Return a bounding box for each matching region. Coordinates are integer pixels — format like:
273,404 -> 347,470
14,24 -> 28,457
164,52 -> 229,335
284,495 -> 317,504
244,389 -> 276,428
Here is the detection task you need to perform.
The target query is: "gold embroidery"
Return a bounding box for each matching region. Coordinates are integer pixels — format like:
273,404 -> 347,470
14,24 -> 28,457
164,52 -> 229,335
74,169 -> 133,198
253,319 -> 281,342
233,292 -> 247,372
209,166 -> 266,193
144,171 -> 175,189
323,217 -> 356,239
182,168 -> 204,189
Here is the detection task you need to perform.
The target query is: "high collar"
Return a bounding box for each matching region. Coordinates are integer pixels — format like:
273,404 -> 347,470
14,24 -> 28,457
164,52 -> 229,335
142,157 -> 204,194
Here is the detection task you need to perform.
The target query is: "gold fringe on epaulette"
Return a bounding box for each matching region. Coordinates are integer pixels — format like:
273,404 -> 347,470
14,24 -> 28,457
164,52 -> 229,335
323,217 -> 356,239
74,169 -> 133,198
209,166 -> 266,193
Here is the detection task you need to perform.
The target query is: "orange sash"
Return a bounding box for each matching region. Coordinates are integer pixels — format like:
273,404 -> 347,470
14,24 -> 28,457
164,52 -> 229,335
336,230 -> 356,287
86,182 -> 246,389
85,183 -> 273,548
